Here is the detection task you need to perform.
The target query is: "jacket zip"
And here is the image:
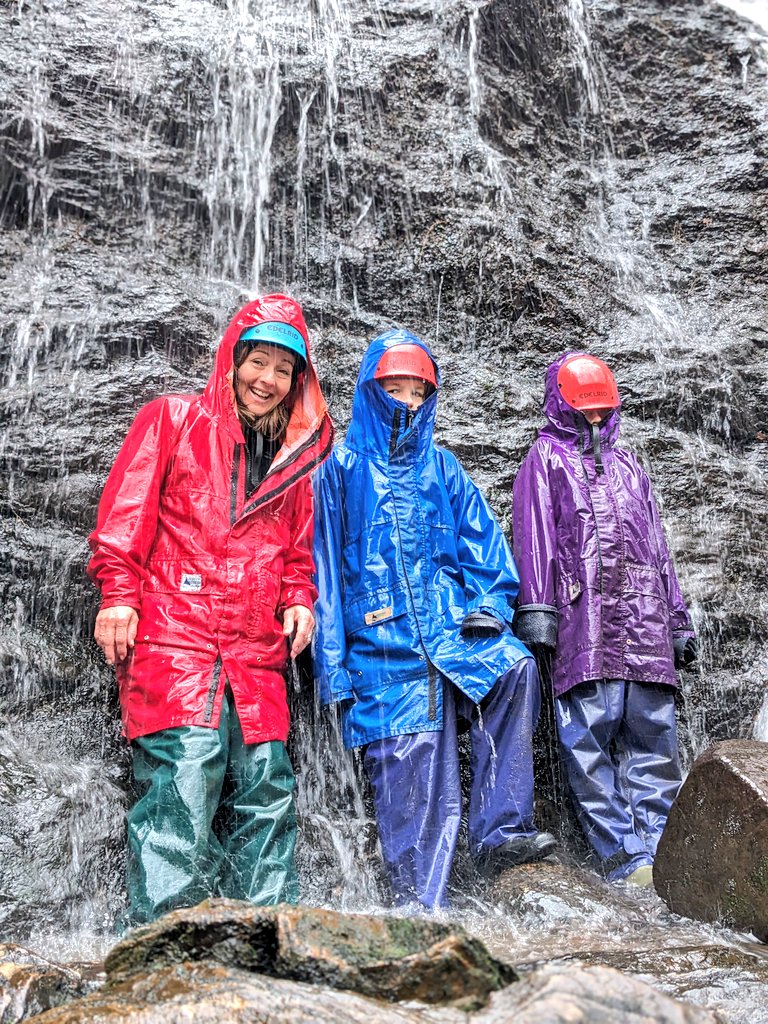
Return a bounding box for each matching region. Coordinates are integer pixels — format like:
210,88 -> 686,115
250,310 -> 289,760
603,458 -> 629,667
388,409 -> 436,721
230,442 -> 242,527
241,422 -> 330,515
229,421 -> 333,527
578,451 -> 604,594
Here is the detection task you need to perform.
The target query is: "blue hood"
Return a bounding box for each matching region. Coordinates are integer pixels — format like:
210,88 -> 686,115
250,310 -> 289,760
312,327 -> 530,750
345,329 -> 440,462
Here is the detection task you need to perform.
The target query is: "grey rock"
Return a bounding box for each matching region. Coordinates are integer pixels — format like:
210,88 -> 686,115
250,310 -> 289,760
19,906 -> 721,1024
655,739 -> 768,941
105,898 -> 516,1010
24,961 -> 724,1023
474,964 -> 725,1023
0,944 -> 91,1023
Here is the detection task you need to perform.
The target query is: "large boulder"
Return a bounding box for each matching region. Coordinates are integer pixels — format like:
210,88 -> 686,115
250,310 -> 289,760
22,961 -> 725,1024
104,899 -> 516,1010
654,740 -> 768,940
475,964 -> 724,1024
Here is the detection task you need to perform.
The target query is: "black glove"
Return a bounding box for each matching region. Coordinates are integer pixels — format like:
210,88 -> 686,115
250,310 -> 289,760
513,608 -> 558,652
673,635 -> 698,669
461,612 -> 504,639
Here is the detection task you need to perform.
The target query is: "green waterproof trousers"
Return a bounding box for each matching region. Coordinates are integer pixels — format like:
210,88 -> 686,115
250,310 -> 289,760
126,688 -> 298,924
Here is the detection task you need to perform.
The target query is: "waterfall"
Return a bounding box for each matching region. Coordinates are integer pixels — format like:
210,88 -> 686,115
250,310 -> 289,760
1,1 -> 767,1017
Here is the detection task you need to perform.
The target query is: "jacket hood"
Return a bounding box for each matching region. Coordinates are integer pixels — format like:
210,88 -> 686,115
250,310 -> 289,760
540,351 -> 621,450
203,293 -> 334,498
345,329 -> 440,460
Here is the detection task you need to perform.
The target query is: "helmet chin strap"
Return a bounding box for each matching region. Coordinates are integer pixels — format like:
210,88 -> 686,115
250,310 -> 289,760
590,421 -> 604,475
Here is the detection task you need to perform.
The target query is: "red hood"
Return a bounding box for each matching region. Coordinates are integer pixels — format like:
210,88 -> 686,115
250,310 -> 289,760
204,293 -> 333,486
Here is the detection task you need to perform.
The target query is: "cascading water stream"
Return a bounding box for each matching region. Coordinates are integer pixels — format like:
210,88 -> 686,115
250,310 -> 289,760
1,0 -> 767,1019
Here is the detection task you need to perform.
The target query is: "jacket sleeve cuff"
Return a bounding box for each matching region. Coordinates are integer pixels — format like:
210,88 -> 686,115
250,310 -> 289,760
466,595 -> 513,627
514,607 -> 558,649
317,667 -> 354,706
98,590 -> 141,611
280,587 -> 316,613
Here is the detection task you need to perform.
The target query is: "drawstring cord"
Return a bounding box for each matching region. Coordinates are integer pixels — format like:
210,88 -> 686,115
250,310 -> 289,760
591,422 -> 604,475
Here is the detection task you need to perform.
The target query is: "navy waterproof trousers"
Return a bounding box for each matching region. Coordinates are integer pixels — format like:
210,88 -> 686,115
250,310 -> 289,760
362,657 -> 540,909
555,678 -> 681,880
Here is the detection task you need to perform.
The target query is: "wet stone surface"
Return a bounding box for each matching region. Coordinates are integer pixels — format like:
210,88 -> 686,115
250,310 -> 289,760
104,899 -> 516,1010
655,739 -> 768,942
16,903 -> 724,1024
0,944 -> 94,1023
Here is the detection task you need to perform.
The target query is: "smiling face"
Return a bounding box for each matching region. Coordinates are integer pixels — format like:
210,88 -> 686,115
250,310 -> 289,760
235,343 -> 296,416
380,375 -> 428,411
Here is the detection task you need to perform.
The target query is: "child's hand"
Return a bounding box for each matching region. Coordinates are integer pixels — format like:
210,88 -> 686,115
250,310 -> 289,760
283,605 -> 315,659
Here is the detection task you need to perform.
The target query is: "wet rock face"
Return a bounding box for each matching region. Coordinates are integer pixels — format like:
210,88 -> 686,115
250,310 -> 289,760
654,739 -> 768,941
484,964 -> 724,1024
0,0 -> 767,938
0,944 -> 93,1022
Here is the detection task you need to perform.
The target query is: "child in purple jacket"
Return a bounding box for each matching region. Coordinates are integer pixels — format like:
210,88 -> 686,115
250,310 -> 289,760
512,353 -> 697,886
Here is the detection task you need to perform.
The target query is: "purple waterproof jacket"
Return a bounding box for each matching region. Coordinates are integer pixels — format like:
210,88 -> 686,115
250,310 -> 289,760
512,353 -> 694,697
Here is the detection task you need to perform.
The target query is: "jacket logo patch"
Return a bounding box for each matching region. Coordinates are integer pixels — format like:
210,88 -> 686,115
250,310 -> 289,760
569,581 -> 581,601
365,605 -> 393,626
180,573 -> 203,593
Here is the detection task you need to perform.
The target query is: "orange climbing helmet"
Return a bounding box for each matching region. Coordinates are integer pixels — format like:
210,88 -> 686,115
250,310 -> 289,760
374,344 -> 437,389
556,354 -> 619,411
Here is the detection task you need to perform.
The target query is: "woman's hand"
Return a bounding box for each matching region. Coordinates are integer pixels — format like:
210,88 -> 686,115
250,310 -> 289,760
94,605 -> 139,665
282,604 -> 315,659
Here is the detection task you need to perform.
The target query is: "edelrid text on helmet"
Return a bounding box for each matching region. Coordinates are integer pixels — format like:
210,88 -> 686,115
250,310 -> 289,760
239,321 -> 307,372
374,344 -> 437,389
556,354 -> 619,411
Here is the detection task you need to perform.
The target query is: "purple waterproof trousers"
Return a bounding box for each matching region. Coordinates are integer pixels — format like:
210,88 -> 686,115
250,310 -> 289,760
555,679 -> 681,880
362,658 -> 540,908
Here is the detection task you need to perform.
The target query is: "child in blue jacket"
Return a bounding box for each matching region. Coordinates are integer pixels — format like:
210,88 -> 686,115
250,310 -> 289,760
312,329 -> 556,909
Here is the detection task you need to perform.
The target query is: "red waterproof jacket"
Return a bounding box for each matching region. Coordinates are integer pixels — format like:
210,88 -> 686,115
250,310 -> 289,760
87,295 -> 334,744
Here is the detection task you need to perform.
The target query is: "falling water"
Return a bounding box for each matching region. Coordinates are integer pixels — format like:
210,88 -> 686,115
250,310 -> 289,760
565,0 -> 601,116
1,0 -> 767,1019
753,692 -> 768,743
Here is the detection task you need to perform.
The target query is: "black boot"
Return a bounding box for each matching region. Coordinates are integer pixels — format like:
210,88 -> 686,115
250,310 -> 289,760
475,832 -> 558,879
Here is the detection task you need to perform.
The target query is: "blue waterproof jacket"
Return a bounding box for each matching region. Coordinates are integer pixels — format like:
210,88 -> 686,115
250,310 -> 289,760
312,330 -> 531,749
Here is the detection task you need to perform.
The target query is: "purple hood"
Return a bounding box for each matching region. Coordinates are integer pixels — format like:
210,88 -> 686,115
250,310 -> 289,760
511,354 -> 693,696
540,352 -> 621,452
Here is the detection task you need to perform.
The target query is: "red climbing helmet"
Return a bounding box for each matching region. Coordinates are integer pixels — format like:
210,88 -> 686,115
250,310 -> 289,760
556,354 -> 619,411
374,344 -> 437,388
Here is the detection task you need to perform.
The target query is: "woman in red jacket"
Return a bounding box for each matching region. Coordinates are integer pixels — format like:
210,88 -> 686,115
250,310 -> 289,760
88,294 -> 333,924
